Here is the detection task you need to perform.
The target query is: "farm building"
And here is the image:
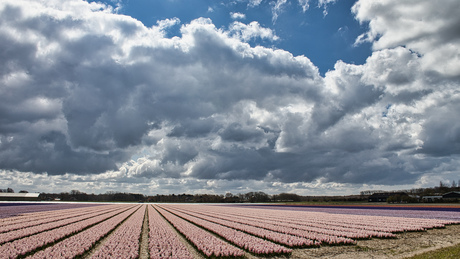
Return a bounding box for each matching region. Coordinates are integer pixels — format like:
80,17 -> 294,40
0,193 -> 40,201
442,191 -> 460,201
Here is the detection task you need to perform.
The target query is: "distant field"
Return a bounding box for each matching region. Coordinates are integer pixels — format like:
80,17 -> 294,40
0,202 -> 103,218
0,202 -> 459,258
243,203 -> 460,213
267,201 -> 460,209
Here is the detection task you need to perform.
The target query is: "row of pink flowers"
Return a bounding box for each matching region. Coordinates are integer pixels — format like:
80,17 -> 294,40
159,205 -> 292,255
223,205 -> 452,232
164,204 -> 457,245
89,205 -> 146,259
0,205 -> 136,258
147,205 -> 194,259
226,205 -> 458,229
165,205 -> 318,247
0,204 -> 105,226
166,205 -> 357,245
226,206 -> 452,232
0,205 -> 121,234
275,206 -> 460,221
154,205 -> 245,258
2,203 -> 457,258
201,206 -> 394,237
28,205 -> 141,259
0,204 -> 101,220
0,205 -> 126,244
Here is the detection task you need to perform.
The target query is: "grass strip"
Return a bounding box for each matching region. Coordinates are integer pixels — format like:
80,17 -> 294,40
406,243 -> 460,259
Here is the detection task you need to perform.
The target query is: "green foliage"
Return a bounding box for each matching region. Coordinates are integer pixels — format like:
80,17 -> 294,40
406,243 -> 460,259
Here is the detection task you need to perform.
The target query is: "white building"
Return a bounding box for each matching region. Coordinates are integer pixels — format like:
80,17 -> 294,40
0,193 -> 40,201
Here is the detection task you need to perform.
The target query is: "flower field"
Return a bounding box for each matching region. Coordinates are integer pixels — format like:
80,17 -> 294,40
0,203 -> 458,258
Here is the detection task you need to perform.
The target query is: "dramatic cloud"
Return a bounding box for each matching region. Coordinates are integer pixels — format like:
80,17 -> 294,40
0,0 -> 459,195
353,0 -> 460,77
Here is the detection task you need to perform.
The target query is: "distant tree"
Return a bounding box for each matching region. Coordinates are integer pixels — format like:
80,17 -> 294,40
452,180 -> 457,188
387,195 -> 397,203
19,190 -> 29,193
237,193 -> 246,202
439,181 -> 449,193
70,190 -> 82,195
7,188 -> 14,193
224,192 -> 239,203
274,193 -> 301,202
249,192 -> 270,202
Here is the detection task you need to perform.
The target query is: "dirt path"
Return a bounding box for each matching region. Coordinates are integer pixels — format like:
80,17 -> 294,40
167,216 -> 205,259
139,206 -> 150,259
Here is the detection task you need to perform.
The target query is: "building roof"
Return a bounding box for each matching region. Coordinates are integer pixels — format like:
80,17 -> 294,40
0,193 -> 40,198
443,191 -> 460,198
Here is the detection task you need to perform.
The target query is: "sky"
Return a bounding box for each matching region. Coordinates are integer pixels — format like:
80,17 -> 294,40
0,0 -> 459,196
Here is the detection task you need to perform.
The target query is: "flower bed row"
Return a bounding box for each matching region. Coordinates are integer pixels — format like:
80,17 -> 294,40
0,205 -> 126,244
220,206 -> 452,232
244,205 -> 460,221
0,204 -> 120,233
27,205 -> 140,259
0,203 -> 101,220
165,205 -> 358,244
154,205 -> 245,258
148,205 -> 194,259
163,204 -> 459,247
0,205 -> 136,258
1,203 -> 457,259
157,205 -> 292,255
89,205 -> 145,259
165,205 -> 319,247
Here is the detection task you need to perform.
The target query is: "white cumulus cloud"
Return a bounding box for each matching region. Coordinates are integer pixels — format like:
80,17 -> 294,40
229,21 -> 279,42
230,12 -> 246,20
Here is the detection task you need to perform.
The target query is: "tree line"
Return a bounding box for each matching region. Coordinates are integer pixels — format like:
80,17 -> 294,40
6,180 -> 459,203
393,180 -> 460,197
36,190 -> 367,203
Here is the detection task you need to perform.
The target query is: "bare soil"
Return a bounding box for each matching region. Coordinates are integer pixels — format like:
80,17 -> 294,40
139,206 -> 150,259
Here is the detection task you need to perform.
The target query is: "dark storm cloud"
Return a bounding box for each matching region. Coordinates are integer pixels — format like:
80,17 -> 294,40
160,139 -> 199,166
418,103 -> 460,156
0,2 -> 319,176
0,131 -> 125,175
220,123 -> 264,142
167,118 -> 216,138
189,147 -> 323,182
1,0 -> 460,192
